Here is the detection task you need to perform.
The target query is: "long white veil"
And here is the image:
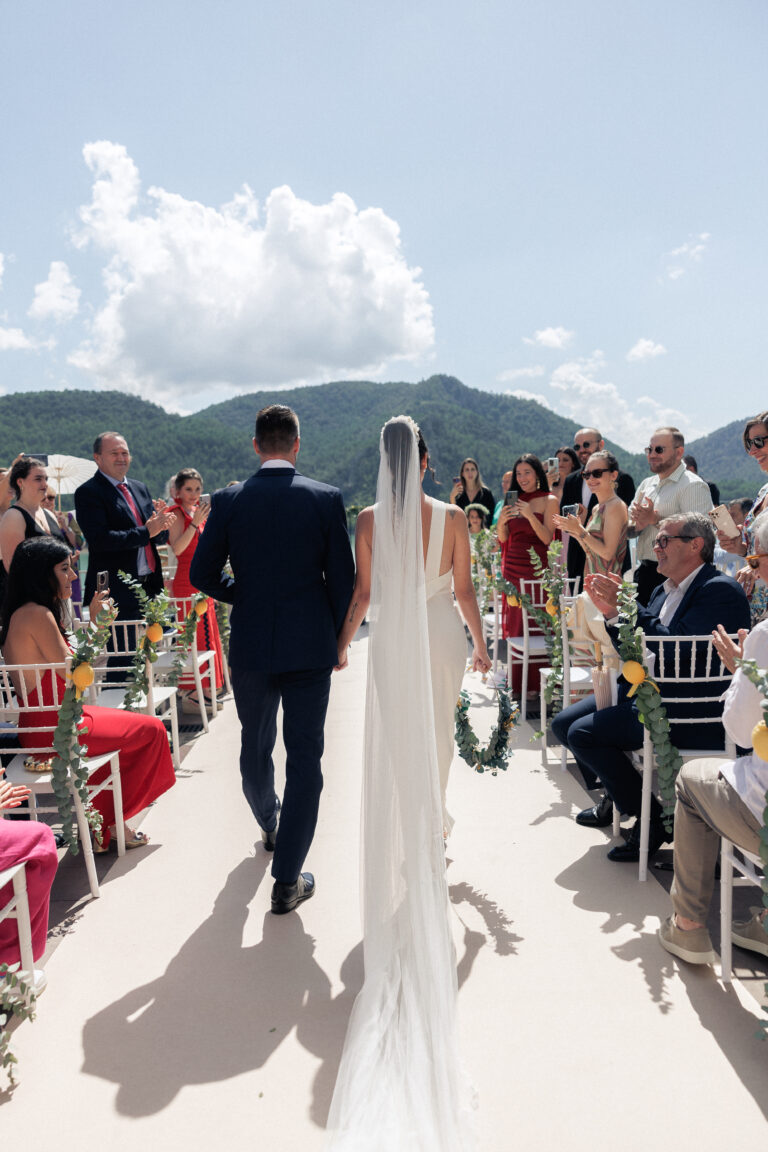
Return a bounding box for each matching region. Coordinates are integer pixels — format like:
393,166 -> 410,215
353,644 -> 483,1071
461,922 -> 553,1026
327,416 -> 475,1150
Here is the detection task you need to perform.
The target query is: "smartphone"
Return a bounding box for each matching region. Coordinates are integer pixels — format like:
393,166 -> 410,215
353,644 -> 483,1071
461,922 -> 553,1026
26,452 -> 49,465
504,491 -> 519,507
562,503 -> 580,517
200,493 -> 211,506
453,476 -> 462,486
97,570 -> 109,594
544,457 -> 558,471
709,505 -> 740,539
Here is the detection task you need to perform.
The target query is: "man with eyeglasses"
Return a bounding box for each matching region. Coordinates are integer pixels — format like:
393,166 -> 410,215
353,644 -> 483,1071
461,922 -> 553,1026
560,427 -> 635,584
551,512 -> 749,863
628,426 -> 713,606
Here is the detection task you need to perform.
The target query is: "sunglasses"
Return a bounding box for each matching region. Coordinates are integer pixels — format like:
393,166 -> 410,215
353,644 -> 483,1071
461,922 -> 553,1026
582,467 -> 612,480
573,440 -> 597,451
745,435 -> 767,452
644,445 -> 667,455
653,533 -> 694,550
42,495 -> 55,502
746,553 -> 768,569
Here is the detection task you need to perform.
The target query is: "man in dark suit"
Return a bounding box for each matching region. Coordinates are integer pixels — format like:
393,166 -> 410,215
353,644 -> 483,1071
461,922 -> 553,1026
551,512 -> 750,862
190,405 -> 355,914
560,426 -> 635,583
75,431 -> 174,617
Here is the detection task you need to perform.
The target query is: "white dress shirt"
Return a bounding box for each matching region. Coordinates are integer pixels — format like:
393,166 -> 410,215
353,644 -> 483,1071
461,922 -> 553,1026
632,462 -> 713,564
720,620 -> 768,823
657,566 -> 702,626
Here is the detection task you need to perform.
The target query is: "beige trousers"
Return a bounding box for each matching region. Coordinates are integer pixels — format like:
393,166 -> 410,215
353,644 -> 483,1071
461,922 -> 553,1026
671,758 -> 762,924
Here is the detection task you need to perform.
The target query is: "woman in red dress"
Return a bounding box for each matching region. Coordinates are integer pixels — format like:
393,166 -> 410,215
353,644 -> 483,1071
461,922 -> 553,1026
0,769 -> 58,970
496,454 -> 558,695
1,538 -> 176,852
168,468 -> 225,711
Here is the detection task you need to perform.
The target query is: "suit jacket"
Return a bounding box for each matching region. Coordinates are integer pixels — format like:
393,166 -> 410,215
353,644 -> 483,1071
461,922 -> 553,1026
189,468 -> 355,674
75,472 -> 165,610
561,468 -> 636,581
608,563 -> 751,747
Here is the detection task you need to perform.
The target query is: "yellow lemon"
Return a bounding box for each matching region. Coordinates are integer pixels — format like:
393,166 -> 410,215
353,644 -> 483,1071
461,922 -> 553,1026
545,599 -> 557,617
145,622 -> 164,644
752,720 -> 768,761
194,599 -> 208,617
506,594 -> 519,608
71,663 -> 94,690
622,660 -> 646,685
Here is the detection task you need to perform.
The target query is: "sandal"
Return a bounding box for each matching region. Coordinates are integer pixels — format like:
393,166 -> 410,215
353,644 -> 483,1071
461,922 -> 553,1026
125,830 -> 150,850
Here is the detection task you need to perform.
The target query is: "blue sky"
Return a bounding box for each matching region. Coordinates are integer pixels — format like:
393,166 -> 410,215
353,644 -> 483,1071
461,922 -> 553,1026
1,0 -> 765,449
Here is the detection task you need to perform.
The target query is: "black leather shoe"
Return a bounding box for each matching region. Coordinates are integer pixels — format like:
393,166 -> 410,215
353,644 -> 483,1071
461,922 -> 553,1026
261,800 -> 281,852
575,793 -> 614,828
271,872 -> 315,914
607,817 -> 671,862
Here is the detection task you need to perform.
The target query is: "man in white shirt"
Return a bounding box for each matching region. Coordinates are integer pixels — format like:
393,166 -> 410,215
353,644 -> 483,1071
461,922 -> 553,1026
628,426 -> 713,606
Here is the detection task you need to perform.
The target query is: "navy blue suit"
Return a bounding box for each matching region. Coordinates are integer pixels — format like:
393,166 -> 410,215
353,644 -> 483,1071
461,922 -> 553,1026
75,471 -> 166,617
190,466 -> 355,883
551,564 -> 750,817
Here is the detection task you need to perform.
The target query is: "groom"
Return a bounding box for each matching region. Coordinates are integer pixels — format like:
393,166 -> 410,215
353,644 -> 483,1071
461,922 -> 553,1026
190,405 -> 354,913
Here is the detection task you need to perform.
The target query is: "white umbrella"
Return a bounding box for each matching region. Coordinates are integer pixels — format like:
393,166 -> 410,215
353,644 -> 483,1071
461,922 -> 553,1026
46,454 -> 98,508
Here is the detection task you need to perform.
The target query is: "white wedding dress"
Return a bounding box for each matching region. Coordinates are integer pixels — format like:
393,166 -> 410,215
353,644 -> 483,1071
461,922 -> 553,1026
425,497 -> 470,836
327,417 -> 475,1151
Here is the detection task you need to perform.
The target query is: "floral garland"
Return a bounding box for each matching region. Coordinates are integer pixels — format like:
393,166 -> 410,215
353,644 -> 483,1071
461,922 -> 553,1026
455,686 -> 519,774
118,572 -> 174,711
731,655 -> 768,1025
471,528 -> 497,613
0,965 -> 36,1086
215,598 -> 231,661
615,581 -> 682,831
165,592 -> 211,685
49,601 -> 118,852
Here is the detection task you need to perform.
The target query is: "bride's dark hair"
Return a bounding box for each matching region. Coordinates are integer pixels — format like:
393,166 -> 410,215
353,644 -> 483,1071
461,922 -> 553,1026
0,536 -> 71,644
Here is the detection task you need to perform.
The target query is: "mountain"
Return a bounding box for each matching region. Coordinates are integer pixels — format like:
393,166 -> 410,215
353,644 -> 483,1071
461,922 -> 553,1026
0,378 -> 757,509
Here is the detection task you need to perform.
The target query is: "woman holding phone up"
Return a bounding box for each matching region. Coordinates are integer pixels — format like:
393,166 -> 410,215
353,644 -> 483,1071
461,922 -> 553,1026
496,454 -> 558,694
168,468 -> 225,711
449,457 -> 495,522
553,450 -> 627,577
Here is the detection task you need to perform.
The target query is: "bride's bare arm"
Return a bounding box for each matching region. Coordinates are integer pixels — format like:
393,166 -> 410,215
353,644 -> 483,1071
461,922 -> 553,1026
450,510 -> 491,672
335,507 -> 373,669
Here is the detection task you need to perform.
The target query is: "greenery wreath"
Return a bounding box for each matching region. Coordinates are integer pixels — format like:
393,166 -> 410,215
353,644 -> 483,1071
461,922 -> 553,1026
455,686 -> 519,774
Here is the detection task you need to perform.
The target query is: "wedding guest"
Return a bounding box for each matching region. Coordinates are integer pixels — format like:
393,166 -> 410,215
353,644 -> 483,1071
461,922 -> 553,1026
491,470 -> 515,527
683,454 -> 720,507
553,451 -> 627,577
168,467 -> 225,713
729,498 -> 751,527
658,601 -> 768,966
715,412 -> 768,624
560,427 -> 635,585
449,458 -> 495,521
465,503 -> 488,534
496,454 -> 557,694
626,426 -> 712,606
551,512 -> 750,862
0,769 -> 58,976
1,537 -> 176,853
0,457 -> 58,574
548,446 -> 579,504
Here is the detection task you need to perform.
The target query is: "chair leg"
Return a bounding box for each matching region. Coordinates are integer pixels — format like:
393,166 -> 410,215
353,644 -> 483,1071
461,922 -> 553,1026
110,754 -> 125,857
720,837 -> 734,984
222,659 -> 232,695
638,742 -> 653,882
169,701 -> 181,771
191,659 -> 210,733
10,866 -> 35,979
71,785 -> 100,899
207,657 -> 217,718
540,678 -> 548,766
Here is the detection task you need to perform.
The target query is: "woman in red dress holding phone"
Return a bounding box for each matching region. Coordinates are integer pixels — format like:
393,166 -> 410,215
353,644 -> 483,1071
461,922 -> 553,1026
168,468 -> 225,711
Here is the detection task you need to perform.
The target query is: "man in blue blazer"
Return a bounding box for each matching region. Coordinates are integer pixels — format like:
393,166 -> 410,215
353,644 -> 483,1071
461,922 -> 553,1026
551,512 -> 750,862
75,431 -> 174,617
191,405 -> 355,914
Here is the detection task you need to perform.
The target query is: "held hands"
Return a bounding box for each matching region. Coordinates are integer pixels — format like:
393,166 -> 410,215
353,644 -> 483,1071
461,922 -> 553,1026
0,769 -> 31,813
147,508 -> 176,537
711,624 -> 747,674
584,571 -> 622,617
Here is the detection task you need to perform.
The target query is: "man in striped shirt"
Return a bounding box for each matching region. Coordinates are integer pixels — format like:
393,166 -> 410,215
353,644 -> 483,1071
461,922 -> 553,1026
628,426 -> 713,605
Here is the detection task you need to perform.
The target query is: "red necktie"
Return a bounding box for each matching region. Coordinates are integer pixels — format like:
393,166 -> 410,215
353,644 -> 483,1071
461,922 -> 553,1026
117,482 -> 156,573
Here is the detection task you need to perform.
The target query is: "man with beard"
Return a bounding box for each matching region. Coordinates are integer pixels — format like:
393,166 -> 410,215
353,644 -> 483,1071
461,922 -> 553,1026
560,427 -> 635,584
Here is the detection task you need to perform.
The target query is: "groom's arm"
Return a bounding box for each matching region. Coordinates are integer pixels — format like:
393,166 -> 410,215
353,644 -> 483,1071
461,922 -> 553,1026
189,491 -> 235,604
324,490 -> 355,634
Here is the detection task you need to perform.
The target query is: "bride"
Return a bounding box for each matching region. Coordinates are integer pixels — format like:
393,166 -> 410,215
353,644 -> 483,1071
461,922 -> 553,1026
328,416 -> 489,1150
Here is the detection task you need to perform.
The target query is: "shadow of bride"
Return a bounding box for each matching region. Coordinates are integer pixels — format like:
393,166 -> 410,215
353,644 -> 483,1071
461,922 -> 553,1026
81,856 -> 336,1117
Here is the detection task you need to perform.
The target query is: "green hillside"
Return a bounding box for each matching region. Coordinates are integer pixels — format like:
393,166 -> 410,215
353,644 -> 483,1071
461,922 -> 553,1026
0,377 -> 758,509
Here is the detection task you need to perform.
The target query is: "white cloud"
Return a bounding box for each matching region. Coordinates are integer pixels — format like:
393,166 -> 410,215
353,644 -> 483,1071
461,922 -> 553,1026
663,232 -> 710,280
539,351 -> 703,450
626,338 -> 667,362
523,326 -> 574,349
0,325 -> 36,351
68,141 -> 434,409
497,365 -> 545,382
28,261 -> 81,323
507,387 -> 554,410
0,253 -> 4,291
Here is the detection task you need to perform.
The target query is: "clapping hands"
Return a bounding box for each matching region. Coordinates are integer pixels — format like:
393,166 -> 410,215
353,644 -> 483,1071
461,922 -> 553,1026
0,769 -> 30,814
711,624 -> 748,674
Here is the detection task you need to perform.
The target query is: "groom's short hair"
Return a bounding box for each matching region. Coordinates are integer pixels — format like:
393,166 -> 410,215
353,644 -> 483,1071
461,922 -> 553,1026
255,405 -> 300,454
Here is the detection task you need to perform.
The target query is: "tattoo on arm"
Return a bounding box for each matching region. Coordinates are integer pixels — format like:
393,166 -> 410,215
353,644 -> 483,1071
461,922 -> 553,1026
348,600 -> 358,623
